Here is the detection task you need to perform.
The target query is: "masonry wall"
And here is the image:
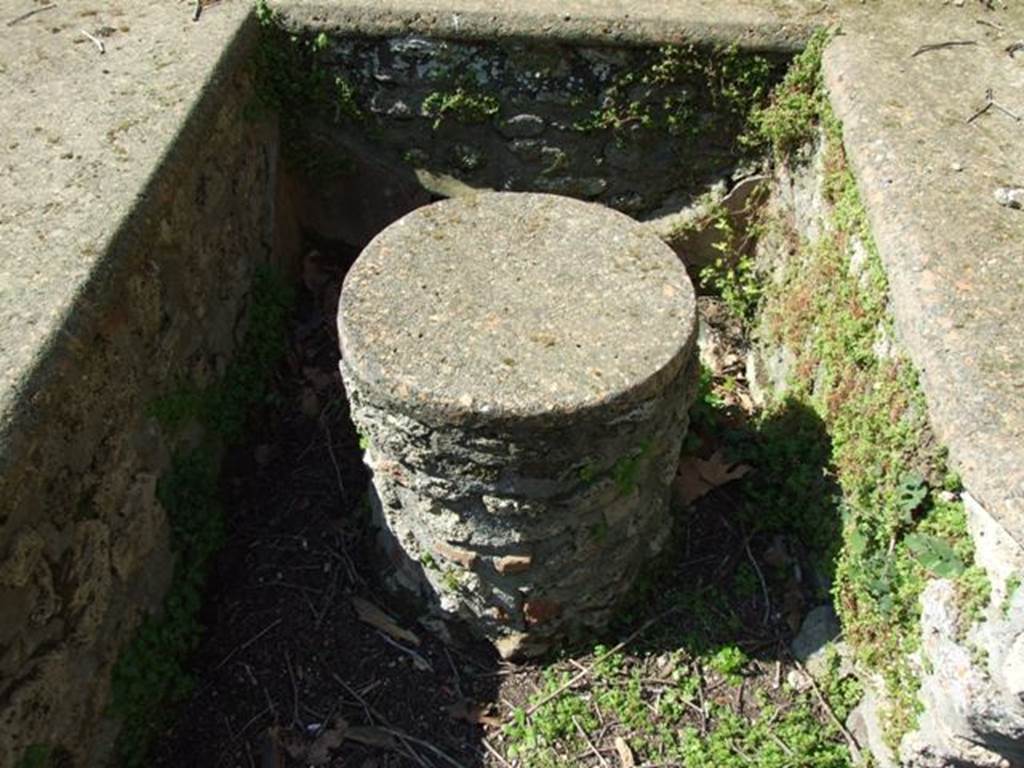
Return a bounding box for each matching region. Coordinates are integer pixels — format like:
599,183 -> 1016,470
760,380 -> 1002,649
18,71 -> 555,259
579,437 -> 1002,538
285,34 -> 786,227
0,60 -> 278,766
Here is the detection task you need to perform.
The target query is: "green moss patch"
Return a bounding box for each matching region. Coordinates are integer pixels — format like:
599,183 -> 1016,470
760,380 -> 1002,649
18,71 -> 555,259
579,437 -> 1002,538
574,43 -> 782,146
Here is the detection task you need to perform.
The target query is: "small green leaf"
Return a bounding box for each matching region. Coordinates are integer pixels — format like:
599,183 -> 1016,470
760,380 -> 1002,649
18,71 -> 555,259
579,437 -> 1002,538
904,533 -> 965,578
848,527 -> 868,557
897,472 -> 928,521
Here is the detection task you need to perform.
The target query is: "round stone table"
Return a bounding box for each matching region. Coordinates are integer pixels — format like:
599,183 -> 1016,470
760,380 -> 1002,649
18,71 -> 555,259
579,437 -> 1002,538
338,192 -> 698,658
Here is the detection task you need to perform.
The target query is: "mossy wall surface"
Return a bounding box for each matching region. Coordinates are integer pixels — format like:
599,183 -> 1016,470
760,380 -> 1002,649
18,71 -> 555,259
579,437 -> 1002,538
746,98 -> 1019,762
257,14 -> 788,222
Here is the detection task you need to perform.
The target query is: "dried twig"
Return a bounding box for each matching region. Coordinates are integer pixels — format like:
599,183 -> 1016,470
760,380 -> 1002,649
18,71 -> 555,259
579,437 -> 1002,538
212,618 -> 283,673
443,646 -> 464,698
992,101 -> 1022,121
482,737 -> 514,768
331,674 -> 432,768
381,728 -> 465,768
376,630 -> 434,673
320,413 -> 346,499
7,3 -> 56,26
976,18 -> 1004,30
192,0 -> 202,22
910,40 -> 976,57
80,28 -> 105,54
744,539 -> 771,625
791,655 -> 863,763
573,715 -> 609,767
967,88 -> 1021,123
284,650 -> 301,727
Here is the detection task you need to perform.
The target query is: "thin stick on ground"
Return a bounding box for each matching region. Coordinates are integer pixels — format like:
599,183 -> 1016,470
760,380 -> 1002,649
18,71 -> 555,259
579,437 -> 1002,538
744,539 -> 771,625
79,28 -> 105,54
482,737 -> 515,768
375,630 -> 434,673
212,618 -> 283,673
284,650 -> 301,727
791,655 -> 863,764
967,88 -> 1022,124
331,673 -> 433,768
572,715 -> 609,767
320,413 -> 346,499
7,3 -> 56,26
381,728 -> 465,768
910,40 -> 976,57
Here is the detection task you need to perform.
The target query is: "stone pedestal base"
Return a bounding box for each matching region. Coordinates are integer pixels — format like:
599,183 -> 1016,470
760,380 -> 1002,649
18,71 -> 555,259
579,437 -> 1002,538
338,192 -> 698,657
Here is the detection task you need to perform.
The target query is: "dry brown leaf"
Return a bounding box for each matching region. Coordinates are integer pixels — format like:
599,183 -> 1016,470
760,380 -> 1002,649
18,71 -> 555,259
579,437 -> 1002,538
614,736 -> 636,768
270,719 -> 392,765
675,450 -> 752,506
445,698 -> 502,728
735,388 -> 755,413
351,596 -> 420,646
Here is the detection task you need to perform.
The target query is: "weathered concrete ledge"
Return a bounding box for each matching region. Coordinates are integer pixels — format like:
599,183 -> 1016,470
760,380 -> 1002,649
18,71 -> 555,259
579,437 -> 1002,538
824,7 -> 1024,549
338,192 -> 698,657
276,0 -> 821,51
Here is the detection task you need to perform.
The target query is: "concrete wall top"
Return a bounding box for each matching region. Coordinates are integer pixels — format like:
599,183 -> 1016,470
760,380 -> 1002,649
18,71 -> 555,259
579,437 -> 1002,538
274,0 -> 822,50
0,0 -> 254,468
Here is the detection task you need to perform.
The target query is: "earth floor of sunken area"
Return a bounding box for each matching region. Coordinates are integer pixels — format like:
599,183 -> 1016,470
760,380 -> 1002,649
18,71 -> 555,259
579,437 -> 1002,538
148,244 -> 857,768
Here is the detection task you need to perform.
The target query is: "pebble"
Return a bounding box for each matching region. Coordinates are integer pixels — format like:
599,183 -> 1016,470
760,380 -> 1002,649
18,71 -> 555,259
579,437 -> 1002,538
994,186 -> 1024,210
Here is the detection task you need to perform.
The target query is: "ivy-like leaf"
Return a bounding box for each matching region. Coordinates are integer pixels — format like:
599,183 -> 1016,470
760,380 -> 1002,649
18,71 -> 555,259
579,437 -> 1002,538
897,472 -> 928,522
904,533 -> 965,578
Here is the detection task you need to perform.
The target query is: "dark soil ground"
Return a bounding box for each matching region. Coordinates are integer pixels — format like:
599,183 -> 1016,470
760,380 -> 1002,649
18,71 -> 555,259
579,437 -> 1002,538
149,245 -> 854,768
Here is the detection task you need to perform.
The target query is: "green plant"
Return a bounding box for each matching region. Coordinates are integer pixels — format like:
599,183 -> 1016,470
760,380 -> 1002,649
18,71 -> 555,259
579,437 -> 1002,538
744,28 -> 832,158
148,384 -> 204,430
698,202 -> 764,322
112,268 -> 292,766
707,645 -> 748,684
110,451 -> 221,767
612,442 -> 651,495
505,670 -> 599,757
421,87 -> 499,129
419,552 -> 438,570
753,88 -> 984,747
441,568 -> 462,592
574,43 -> 780,146
1004,572 -> 1021,616
578,462 -> 598,485
250,2 -> 363,179
954,565 -> 991,637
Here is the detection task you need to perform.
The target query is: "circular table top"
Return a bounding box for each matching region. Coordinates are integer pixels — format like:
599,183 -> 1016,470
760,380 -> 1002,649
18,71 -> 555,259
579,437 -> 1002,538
338,192 -> 696,426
